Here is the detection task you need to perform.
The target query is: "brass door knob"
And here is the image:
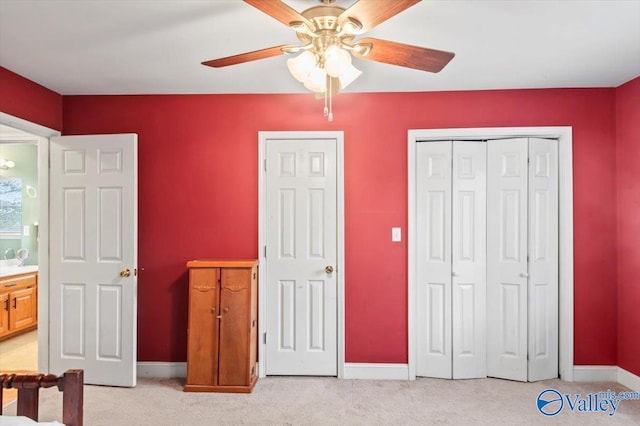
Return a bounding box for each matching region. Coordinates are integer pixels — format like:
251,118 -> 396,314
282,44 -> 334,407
325,265 -> 334,274
120,268 -> 131,277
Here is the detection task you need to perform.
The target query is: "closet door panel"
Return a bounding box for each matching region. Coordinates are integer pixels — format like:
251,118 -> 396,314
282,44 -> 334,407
416,141 -> 452,378
452,141 -> 487,379
527,138 -> 559,381
487,138 -> 528,382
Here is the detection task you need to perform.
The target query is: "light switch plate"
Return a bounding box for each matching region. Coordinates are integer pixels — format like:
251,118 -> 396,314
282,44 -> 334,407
392,227 -> 401,242
23,225 -> 30,236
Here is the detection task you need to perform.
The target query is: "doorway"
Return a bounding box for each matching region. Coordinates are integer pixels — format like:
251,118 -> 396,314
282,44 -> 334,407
408,127 -> 574,382
1,112 -> 60,375
0,124 -> 44,375
258,131 -> 345,378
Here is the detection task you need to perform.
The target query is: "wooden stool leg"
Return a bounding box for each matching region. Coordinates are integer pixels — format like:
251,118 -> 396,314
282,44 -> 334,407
16,387 -> 40,421
61,369 -> 83,426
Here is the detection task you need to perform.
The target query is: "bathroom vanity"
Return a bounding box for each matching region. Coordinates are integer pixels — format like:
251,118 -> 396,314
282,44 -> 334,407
0,266 -> 38,340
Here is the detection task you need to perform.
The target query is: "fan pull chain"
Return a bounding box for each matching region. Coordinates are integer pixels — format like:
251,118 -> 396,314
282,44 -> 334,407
324,88 -> 328,117
328,78 -> 333,122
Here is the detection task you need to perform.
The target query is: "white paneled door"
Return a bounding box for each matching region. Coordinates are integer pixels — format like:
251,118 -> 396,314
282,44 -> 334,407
527,138 -> 559,382
416,141 -> 452,378
49,134 -> 137,387
416,141 -> 486,379
451,142 -> 487,379
486,138 -> 558,382
265,138 -> 337,375
486,138 -> 529,381
416,138 -> 558,382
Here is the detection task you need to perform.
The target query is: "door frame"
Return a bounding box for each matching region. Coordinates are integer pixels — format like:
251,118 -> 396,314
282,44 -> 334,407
1,111 -> 61,374
258,131 -> 345,378
407,127 -> 574,381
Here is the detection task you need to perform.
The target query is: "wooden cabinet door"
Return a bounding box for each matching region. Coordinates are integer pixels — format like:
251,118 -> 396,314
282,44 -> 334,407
0,293 -> 9,336
218,268 -> 252,386
9,287 -> 37,332
186,267 -> 220,386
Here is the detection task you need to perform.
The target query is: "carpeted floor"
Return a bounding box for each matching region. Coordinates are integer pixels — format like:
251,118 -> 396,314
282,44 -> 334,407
4,376 -> 640,425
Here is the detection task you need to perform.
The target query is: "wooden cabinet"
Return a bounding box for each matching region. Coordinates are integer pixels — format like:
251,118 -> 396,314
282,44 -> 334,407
184,260 -> 258,393
0,272 -> 38,340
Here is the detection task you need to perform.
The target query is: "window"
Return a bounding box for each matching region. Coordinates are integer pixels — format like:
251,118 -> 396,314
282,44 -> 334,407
0,177 -> 22,239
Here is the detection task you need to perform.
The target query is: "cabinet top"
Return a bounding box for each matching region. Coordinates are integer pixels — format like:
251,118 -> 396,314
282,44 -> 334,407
186,259 -> 258,269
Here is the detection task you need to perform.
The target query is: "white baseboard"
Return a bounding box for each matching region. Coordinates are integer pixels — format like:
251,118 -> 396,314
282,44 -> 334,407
137,362 -> 186,378
134,361 -> 638,391
573,365 -> 640,391
573,365 -> 618,382
617,367 -> 640,392
343,363 -> 409,380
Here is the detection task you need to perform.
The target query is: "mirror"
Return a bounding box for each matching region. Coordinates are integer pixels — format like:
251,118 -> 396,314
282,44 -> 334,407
3,247 -> 15,259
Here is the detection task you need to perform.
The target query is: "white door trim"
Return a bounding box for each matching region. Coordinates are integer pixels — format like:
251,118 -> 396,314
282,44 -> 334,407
258,131 -> 345,378
0,111 -> 61,374
408,127 -> 574,382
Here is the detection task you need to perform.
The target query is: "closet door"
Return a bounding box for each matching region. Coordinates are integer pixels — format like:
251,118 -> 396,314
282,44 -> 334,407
416,141 -> 452,378
487,138 -> 529,382
527,138 -> 558,381
416,141 -> 487,379
452,142 -> 487,379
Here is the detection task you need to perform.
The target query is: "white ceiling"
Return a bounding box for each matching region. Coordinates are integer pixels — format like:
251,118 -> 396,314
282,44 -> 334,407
1,0 -> 639,95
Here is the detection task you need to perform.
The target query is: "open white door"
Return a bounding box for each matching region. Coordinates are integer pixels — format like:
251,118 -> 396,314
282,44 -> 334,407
49,134 -> 137,387
265,137 -> 337,375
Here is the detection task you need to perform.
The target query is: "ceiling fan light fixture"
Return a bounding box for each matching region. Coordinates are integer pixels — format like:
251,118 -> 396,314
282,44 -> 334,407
303,66 -> 327,93
324,45 -> 351,77
338,63 -> 362,89
287,50 -> 316,82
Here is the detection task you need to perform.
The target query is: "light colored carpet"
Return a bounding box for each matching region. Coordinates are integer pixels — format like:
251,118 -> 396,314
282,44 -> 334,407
4,376 -> 639,425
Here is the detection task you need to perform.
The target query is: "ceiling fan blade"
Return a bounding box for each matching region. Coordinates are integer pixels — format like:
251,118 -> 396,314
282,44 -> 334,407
353,37 -> 455,73
243,0 -> 312,28
202,45 -> 295,68
338,0 -> 421,32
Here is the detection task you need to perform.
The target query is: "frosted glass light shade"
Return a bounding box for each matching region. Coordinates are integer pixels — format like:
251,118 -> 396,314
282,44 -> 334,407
324,45 -> 351,78
287,51 -> 316,83
0,159 -> 15,169
303,66 -> 327,92
338,64 -> 362,89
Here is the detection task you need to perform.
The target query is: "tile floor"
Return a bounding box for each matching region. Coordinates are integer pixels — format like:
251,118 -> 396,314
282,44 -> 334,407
0,330 -> 38,408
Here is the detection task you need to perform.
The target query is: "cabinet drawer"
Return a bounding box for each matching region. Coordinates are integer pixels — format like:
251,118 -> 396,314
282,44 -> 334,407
1,274 -> 37,291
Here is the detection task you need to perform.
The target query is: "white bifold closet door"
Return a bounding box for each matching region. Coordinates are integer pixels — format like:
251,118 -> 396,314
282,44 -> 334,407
486,138 -> 558,382
416,141 -> 487,379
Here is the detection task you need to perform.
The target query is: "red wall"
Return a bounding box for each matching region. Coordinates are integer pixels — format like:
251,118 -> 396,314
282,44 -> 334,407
0,66 -> 63,131
616,76 -> 640,376
63,89 -> 618,365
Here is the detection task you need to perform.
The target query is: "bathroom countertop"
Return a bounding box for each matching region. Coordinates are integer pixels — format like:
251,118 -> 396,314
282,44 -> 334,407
0,265 -> 39,279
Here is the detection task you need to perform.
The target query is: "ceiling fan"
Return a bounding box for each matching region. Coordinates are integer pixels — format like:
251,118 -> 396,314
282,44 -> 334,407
202,0 -> 455,120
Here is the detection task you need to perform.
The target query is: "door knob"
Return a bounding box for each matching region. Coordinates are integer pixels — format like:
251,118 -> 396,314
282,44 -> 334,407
520,272 -> 529,278
325,265 -> 334,274
120,268 -> 131,277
